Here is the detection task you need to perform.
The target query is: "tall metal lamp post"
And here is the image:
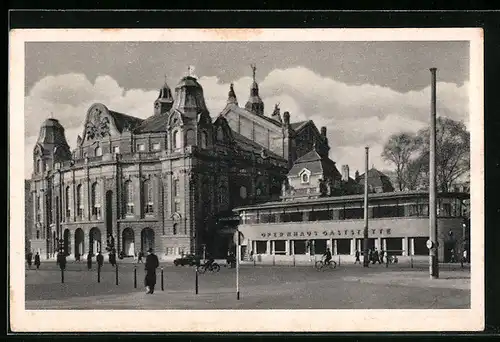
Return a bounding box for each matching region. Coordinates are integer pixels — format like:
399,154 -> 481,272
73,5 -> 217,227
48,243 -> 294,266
429,67 -> 439,279
362,147 -> 370,267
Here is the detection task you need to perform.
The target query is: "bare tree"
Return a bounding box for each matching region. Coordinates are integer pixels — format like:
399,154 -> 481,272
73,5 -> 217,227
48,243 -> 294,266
417,117 -> 470,192
381,132 -> 419,191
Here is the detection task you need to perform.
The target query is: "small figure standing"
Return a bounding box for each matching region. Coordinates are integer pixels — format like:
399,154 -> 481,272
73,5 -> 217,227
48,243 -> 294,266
450,249 -> 456,263
372,249 -> 379,264
87,252 -> 93,270
144,248 -> 159,294
354,250 -> 361,264
34,252 -> 41,270
75,252 -> 81,263
57,251 -> 67,271
378,249 -> 384,264
97,251 -> 104,269
461,249 -> 468,268
109,249 -> 117,267
26,251 -> 33,270
137,251 -> 144,264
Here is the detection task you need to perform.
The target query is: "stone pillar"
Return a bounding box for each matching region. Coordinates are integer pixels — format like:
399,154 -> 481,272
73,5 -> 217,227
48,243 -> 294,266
356,239 -> 362,252
402,237 -> 408,256
376,237 -> 382,250
382,238 -> 387,251
350,238 -> 356,255
285,240 -> 290,255
271,240 -> 275,255
70,230 -> 75,258
333,239 -> 338,255
409,237 -> 415,256
327,239 -> 332,250
291,240 -> 295,255
266,240 -> 271,254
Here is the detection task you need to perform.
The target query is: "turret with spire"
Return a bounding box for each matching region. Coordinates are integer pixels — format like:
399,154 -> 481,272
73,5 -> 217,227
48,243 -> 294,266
154,74 -> 174,115
245,64 -> 264,116
227,83 -> 238,105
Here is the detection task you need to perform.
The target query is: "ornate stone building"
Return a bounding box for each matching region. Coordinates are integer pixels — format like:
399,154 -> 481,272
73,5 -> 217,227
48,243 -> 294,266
28,67 -> 330,260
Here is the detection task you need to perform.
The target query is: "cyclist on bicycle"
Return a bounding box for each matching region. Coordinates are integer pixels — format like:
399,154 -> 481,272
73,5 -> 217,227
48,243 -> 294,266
323,248 -> 332,266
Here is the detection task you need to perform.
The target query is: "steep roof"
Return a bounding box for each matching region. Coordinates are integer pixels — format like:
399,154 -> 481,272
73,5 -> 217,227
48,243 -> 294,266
290,120 -> 309,132
231,130 -> 284,160
133,114 -> 170,133
356,168 -> 395,192
289,149 -> 341,179
108,110 -> 144,133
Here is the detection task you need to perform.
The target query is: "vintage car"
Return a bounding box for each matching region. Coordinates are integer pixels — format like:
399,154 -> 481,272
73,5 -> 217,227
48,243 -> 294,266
173,254 -> 201,267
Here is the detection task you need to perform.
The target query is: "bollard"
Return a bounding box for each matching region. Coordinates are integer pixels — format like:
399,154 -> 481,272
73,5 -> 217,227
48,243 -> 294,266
161,267 -> 164,291
61,268 -> 65,284
195,267 -> 199,295
134,266 -> 137,288
115,263 -> 119,286
97,265 -> 101,283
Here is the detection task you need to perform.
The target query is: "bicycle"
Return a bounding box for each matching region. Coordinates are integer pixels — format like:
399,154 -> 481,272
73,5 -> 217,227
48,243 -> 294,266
197,261 -> 221,274
315,259 -> 337,271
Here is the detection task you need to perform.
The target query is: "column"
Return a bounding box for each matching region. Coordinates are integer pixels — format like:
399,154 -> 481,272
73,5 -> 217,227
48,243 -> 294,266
333,239 -> 338,255
271,240 -> 275,255
409,237 -> 415,256
327,239 -> 332,250
382,238 -> 387,251
356,239 -> 361,252
70,231 -> 75,258
266,240 -> 271,254
402,237 -> 408,256
290,240 -> 295,255
350,238 -> 355,255
285,240 -> 290,255
252,240 -> 256,254
376,237 -> 382,250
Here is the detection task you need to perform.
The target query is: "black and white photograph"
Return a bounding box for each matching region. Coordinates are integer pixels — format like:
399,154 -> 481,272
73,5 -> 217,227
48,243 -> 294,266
9,28 -> 484,332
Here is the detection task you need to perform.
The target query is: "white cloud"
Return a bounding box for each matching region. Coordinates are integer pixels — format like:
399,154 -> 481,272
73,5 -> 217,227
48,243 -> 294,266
23,68 -> 469,179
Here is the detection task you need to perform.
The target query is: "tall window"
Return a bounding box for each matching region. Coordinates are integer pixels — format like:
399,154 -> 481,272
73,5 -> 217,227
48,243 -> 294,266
173,223 -> 178,235
65,186 -> 71,219
95,146 -> 102,157
200,131 -> 208,149
36,230 -> 40,239
76,184 -> 84,219
173,179 -> 180,197
173,130 -> 181,149
124,180 -> 134,215
143,179 -> 154,214
174,201 -> 181,213
36,195 -> 42,223
91,182 -> 101,220
36,159 -> 42,173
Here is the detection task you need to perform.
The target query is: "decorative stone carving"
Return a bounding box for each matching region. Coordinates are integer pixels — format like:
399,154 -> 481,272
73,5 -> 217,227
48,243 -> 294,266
86,107 -> 111,140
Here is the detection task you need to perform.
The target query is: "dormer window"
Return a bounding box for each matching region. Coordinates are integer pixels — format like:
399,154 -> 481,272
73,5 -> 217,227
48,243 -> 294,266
137,144 -> 146,152
95,146 -> 102,157
300,169 -> 311,184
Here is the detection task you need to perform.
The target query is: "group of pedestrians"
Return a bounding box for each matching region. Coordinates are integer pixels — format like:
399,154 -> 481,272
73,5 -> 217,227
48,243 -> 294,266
354,248 -> 391,264
25,251 -> 41,270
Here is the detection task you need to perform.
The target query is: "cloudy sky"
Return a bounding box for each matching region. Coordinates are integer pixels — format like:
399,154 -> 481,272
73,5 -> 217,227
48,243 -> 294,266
24,41 -> 470,179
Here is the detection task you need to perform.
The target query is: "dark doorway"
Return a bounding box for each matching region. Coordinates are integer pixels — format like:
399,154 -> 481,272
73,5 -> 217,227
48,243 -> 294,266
63,229 -> 70,255
75,228 -> 84,257
141,228 -> 155,253
89,227 -> 102,255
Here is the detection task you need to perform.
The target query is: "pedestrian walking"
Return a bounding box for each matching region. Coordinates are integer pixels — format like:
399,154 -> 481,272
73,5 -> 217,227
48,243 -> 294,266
109,249 -> 116,267
26,251 -> 33,270
57,251 -> 67,270
378,249 -> 384,264
144,248 -> 159,294
87,252 -> 93,270
372,249 -> 379,264
137,251 -> 144,264
354,250 -> 361,264
75,252 -> 81,263
450,249 -> 456,263
461,249 -> 468,268
34,252 -> 41,270
97,251 -> 104,269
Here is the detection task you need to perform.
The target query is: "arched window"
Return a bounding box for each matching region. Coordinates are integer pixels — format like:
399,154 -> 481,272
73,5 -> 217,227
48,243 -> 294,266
173,223 -> 178,235
76,184 -> 84,219
200,131 -> 208,149
172,130 -> 181,149
301,173 -> 310,184
91,182 -> 101,220
124,180 -> 134,216
173,179 -> 180,197
186,129 -> 195,146
143,179 -> 154,214
95,146 -> 102,157
217,126 -> 224,141
65,186 -> 71,219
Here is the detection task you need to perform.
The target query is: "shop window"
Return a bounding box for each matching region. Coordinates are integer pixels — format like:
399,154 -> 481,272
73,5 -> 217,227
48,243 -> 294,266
385,238 -> 403,255
336,239 -> 351,255
293,240 -> 307,255
413,237 -> 428,256
313,239 -> 327,255
255,241 -> 267,254
273,240 -> 286,255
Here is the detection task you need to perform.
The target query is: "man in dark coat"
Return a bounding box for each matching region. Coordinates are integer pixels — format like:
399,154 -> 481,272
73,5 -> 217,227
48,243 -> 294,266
87,252 -> 93,270
97,251 -> 104,269
34,252 -> 41,270
144,248 -> 159,294
354,250 -> 361,264
26,251 -> 33,270
57,251 -> 67,270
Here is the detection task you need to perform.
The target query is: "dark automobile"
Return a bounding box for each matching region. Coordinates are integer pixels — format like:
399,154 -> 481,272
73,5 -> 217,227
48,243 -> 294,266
173,254 -> 200,267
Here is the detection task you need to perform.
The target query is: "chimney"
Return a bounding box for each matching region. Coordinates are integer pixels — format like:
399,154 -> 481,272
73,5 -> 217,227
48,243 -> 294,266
321,126 -> 327,137
341,165 -> 350,182
283,111 -> 290,126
